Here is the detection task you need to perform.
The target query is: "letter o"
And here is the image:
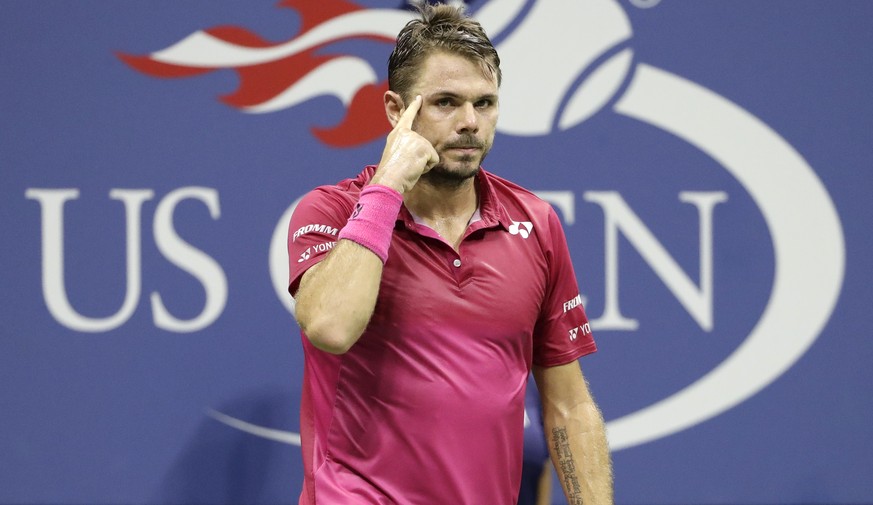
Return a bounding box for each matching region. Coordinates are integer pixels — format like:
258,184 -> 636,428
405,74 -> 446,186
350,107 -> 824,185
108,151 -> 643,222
269,195 -> 306,317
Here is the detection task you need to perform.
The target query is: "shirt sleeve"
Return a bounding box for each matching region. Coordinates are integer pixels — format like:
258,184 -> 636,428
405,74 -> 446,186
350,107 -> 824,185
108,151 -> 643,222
532,207 -> 597,367
287,186 -> 353,296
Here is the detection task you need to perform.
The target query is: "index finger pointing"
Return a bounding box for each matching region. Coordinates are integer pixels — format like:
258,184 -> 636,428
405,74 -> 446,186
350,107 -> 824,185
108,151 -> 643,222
396,95 -> 422,130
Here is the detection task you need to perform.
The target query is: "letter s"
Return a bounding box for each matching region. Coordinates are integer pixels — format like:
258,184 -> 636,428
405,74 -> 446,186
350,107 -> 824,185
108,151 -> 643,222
151,187 -> 227,332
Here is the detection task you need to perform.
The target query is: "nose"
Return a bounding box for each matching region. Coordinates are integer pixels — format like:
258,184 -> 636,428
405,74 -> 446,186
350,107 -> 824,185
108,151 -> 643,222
456,102 -> 479,133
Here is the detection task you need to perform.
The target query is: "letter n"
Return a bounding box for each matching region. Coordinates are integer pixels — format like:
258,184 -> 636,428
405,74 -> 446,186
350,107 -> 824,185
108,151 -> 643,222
584,191 -> 728,331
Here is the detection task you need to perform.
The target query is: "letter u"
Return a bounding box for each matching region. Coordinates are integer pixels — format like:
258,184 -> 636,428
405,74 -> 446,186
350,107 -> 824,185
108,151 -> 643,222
25,188 -> 154,332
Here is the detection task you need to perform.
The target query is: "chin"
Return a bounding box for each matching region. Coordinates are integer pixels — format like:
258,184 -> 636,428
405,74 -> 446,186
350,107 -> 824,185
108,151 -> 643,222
423,163 -> 480,187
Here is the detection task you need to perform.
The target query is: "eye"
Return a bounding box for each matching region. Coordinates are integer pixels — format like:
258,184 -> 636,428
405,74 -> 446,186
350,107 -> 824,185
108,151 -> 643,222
475,98 -> 494,109
436,97 -> 454,108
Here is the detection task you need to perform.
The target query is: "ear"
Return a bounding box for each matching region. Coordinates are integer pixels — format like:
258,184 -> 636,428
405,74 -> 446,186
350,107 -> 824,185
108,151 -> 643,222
384,90 -> 405,128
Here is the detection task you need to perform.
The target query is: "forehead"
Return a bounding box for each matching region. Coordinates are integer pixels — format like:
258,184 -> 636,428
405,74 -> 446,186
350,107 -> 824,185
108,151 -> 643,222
412,51 -> 498,97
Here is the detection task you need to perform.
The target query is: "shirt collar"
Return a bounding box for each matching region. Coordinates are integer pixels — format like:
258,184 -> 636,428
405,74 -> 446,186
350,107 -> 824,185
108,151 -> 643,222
474,168 -> 512,231
359,165 -> 511,232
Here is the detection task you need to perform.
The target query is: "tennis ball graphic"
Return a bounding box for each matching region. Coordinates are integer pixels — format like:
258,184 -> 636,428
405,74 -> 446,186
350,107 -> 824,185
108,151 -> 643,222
484,0 -> 634,135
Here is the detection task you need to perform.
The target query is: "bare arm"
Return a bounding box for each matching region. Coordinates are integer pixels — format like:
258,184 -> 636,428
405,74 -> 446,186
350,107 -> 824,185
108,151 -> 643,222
293,242 -> 384,354
293,94 -> 438,354
533,361 -> 613,505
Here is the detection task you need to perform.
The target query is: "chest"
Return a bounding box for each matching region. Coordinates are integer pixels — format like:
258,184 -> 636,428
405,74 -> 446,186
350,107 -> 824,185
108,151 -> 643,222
372,225 -> 547,342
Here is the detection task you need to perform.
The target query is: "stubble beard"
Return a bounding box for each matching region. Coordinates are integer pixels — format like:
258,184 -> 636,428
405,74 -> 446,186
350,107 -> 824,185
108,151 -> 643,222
422,139 -> 492,189
422,158 -> 481,188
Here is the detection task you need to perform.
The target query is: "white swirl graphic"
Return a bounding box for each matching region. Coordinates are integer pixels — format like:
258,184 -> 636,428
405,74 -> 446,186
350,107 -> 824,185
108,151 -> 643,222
151,10 -> 413,67
606,64 -> 845,450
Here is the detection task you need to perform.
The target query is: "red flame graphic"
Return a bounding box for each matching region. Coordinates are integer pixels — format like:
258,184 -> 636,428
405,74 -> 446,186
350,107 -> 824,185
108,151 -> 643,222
117,0 -> 394,147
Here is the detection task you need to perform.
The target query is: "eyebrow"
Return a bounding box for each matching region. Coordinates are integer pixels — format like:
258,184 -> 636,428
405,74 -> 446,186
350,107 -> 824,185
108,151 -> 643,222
429,91 -> 498,102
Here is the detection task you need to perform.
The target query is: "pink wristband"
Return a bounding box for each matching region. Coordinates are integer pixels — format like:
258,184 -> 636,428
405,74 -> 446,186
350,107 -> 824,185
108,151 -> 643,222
338,184 -> 403,263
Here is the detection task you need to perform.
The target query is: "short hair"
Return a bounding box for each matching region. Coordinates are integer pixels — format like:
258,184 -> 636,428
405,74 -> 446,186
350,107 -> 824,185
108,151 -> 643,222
388,3 -> 501,100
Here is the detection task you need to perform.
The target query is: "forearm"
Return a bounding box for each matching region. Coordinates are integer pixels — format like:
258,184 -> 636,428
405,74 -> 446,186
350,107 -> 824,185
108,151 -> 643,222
534,363 -> 613,505
294,95 -> 438,352
294,239 -> 384,353
544,401 -> 613,505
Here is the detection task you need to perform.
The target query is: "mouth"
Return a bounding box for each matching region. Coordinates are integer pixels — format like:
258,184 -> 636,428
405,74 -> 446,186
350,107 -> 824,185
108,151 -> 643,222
442,137 -> 486,160
445,142 -> 483,152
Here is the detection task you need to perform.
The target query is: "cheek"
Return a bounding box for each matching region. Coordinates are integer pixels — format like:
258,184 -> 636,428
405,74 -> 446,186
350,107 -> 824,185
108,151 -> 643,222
418,120 -> 452,142
479,110 -> 498,127
481,115 -> 498,140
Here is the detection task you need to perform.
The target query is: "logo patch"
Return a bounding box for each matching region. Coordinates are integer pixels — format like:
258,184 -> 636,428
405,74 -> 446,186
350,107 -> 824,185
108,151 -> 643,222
508,220 -> 533,239
350,203 -> 363,220
568,322 -> 591,341
296,241 -> 337,263
563,294 -> 583,313
297,247 -> 311,263
292,223 -> 339,242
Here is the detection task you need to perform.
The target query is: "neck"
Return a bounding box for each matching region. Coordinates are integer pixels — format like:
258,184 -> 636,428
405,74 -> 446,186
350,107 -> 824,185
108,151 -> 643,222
405,173 -> 478,221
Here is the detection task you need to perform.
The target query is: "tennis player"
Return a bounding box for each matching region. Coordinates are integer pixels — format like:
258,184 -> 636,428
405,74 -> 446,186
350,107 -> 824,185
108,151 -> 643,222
288,4 -> 613,504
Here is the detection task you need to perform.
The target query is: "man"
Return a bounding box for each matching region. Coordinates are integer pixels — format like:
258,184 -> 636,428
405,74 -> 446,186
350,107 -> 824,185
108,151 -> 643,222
288,4 -> 613,504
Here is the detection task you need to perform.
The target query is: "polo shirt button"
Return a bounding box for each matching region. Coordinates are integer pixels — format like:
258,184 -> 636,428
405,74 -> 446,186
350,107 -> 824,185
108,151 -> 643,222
453,259 -> 462,268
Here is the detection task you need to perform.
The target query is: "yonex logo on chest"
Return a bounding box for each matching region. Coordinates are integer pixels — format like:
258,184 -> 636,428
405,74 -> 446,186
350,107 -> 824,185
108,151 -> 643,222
508,220 -> 533,239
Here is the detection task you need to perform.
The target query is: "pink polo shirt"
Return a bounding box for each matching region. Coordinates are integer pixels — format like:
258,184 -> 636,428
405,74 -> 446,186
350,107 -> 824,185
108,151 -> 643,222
288,166 -> 596,505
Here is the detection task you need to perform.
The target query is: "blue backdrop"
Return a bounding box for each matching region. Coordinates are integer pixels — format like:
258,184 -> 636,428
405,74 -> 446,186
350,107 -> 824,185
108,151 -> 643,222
2,1 -> 871,504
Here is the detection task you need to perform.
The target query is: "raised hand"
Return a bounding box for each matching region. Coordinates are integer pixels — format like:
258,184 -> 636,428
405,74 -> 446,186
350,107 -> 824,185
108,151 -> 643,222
371,95 -> 440,194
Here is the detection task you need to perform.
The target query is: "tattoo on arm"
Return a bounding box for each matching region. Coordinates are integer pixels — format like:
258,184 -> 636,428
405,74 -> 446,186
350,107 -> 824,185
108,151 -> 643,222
552,426 -> 585,505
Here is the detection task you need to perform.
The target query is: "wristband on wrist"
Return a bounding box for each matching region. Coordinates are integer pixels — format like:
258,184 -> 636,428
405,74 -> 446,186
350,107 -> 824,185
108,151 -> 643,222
338,184 -> 403,263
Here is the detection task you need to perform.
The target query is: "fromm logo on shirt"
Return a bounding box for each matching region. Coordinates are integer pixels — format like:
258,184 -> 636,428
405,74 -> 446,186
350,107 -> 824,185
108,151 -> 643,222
292,223 -> 339,242
563,294 -> 583,313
